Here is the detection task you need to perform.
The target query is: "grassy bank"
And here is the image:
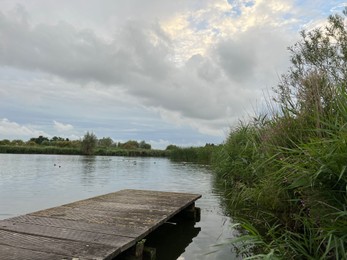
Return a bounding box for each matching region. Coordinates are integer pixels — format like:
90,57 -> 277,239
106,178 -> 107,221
0,135 -> 169,157
0,145 -> 168,157
168,145 -> 218,164
0,142 -> 218,159
0,145 -> 81,155
94,147 -> 168,157
212,10 -> 347,258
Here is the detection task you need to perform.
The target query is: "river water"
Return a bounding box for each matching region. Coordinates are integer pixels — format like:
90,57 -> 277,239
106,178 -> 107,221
0,154 -> 239,259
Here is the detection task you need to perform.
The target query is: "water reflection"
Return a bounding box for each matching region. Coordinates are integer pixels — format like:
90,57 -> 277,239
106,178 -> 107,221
144,221 -> 201,260
80,156 -> 97,174
211,172 -> 233,217
80,156 -> 96,186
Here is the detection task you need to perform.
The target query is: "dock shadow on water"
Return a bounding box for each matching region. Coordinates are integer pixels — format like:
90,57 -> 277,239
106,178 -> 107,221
117,220 -> 200,260
145,220 -> 201,260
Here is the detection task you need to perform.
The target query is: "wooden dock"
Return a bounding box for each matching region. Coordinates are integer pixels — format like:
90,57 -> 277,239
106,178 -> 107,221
0,189 -> 201,260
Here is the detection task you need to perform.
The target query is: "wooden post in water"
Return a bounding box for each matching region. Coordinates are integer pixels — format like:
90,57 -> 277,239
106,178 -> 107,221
167,202 -> 201,223
143,247 -> 156,260
183,203 -> 201,222
119,239 -> 146,260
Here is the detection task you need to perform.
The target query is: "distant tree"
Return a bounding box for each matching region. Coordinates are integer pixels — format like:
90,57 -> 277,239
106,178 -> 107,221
26,140 -> 37,146
55,141 -> 71,147
70,140 -> 82,148
0,139 -> 11,145
81,132 -> 98,155
11,139 -> 24,146
166,144 -> 178,150
41,140 -> 51,146
98,137 -> 113,147
30,135 -> 49,145
139,140 -> 151,150
121,140 -> 139,149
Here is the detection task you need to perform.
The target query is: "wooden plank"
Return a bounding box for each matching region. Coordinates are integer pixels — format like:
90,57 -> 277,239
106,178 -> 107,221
0,229 -> 119,259
0,220 -> 134,247
92,189 -> 201,206
62,200 -> 178,215
0,244 -> 67,260
30,206 -> 166,228
33,204 -> 171,221
73,189 -> 201,208
6,215 -> 146,237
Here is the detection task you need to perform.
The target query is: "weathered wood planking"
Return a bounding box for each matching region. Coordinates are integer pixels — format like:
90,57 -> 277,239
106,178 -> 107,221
0,189 -> 201,259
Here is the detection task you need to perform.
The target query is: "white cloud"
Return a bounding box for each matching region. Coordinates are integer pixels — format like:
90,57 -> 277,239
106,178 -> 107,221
148,139 -> 170,150
0,118 -> 49,139
53,120 -> 74,132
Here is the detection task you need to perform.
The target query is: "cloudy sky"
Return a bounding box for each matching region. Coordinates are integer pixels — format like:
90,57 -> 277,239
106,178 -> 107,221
0,0 -> 345,149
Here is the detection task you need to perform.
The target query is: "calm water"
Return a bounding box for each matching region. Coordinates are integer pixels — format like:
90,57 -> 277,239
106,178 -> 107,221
0,154 -> 239,259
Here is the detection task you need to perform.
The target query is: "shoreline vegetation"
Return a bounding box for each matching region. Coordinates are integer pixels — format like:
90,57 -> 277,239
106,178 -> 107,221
0,141 -> 217,162
211,10 -> 347,259
0,136 -> 168,157
0,134 -> 217,160
0,144 -> 169,157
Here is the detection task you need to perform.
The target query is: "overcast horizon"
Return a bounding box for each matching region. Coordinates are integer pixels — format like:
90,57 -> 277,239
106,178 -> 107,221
0,0 -> 346,149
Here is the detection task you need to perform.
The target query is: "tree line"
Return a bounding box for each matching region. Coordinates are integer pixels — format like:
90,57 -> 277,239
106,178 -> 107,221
0,132 -> 153,156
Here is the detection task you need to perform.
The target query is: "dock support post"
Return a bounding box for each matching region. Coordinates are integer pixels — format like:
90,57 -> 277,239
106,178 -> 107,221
143,246 -> 156,260
168,203 -> 201,223
181,203 -> 201,222
134,239 -> 146,258
121,239 -> 146,260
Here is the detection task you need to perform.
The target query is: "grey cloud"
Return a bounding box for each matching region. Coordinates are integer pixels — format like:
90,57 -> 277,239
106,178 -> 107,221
215,26 -> 293,87
0,5 -> 292,128
0,9 -> 174,85
216,39 -> 256,83
186,54 -> 221,82
117,20 -> 173,80
0,7 -> 234,122
1,0 -> 194,29
0,15 -> 115,83
126,65 -> 249,121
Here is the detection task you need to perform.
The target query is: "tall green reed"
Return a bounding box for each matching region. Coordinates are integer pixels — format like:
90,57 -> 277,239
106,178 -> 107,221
212,8 -> 347,257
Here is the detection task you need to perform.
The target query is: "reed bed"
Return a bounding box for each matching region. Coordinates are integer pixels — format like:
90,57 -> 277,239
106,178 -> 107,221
212,10 -> 347,259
